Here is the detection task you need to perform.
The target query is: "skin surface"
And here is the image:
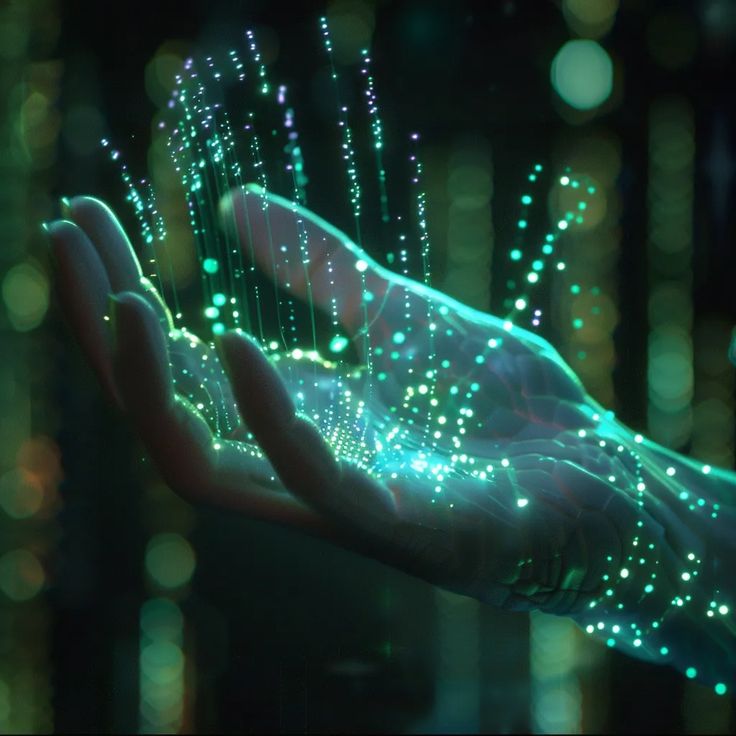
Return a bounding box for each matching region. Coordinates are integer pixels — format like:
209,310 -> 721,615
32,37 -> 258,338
47,191 -> 736,688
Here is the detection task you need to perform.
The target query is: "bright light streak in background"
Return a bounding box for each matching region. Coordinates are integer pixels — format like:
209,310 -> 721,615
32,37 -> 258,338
551,40 -> 614,112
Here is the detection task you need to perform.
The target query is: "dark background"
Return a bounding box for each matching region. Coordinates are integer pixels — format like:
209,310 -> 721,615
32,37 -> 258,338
1,0 -> 735,732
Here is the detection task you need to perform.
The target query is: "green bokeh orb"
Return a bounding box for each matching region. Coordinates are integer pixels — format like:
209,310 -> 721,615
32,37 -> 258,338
551,40 -> 613,111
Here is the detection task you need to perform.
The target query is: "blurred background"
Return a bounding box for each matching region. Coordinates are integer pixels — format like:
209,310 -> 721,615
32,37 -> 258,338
1,0 -> 736,732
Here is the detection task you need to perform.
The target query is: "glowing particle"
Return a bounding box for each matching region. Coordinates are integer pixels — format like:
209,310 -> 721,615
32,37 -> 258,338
203,258 -> 219,274
702,464 -> 711,474
510,249 -> 522,261
292,348 -> 304,359
685,667 -> 697,679
719,605 -> 729,615
620,568 -> 629,579
213,292 -> 227,307
551,40 -> 613,110
681,572 -> 691,581
329,335 -> 349,353
666,466 -> 676,477
515,298 -> 527,310
660,647 -> 668,656
205,306 -> 219,319
392,331 -> 406,345
715,683 -> 727,696
634,434 -> 644,443
355,259 -> 368,272
517,498 -> 529,508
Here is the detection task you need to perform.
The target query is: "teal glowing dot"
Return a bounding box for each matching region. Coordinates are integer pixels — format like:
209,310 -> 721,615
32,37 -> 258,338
203,258 -> 219,274
532,259 -> 544,271
527,272 -> 539,284
573,318 -> 584,329
441,359 -> 450,369
363,290 -> 374,302
685,667 -> 697,679
470,382 -> 480,391
551,40 -> 614,110
355,259 -> 368,272
517,219 -> 528,229
542,244 -> 553,255
213,292 -> 227,307
606,638 -> 615,647
715,683 -> 727,696
475,355 -> 485,365
390,351 -> 400,360
212,322 -> 225,335
578,201 -> 587,211
644,584 -> 654,593
521,195 -> 532,205
510,249 -> 522,261
660,646 -> 669,656
392,331 -> 406,345
377,372 -> 387,381
329,335 -> 349,353
205,306 -> 219,319
570,284 -> 581,294
515,298 -> 527,310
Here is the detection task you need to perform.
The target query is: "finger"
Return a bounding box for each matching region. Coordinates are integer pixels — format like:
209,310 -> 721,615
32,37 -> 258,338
219,185 -> 391,335
217,329 -> 398,530
110,291 -> 331,534
47,219 -> 120,406
64,196 -> 173,331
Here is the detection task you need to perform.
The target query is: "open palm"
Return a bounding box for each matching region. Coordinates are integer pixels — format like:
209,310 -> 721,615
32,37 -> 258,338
49,188 -> 735,688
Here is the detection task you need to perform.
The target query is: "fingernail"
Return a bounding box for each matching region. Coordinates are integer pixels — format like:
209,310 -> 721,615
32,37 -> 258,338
60,197 -> 72,218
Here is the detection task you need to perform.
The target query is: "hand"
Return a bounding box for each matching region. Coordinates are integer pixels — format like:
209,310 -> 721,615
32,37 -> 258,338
48,189 -> 735,688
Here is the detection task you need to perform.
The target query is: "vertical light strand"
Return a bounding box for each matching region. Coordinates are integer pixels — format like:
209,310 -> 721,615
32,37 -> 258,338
415,137 -> 492,732
682,317 -> 734,732
542,131 -> 622,734
646,96 -> 695,450
0,0 -> 58,731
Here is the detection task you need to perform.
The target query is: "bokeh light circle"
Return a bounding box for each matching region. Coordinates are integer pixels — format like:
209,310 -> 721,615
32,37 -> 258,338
551,40 -> 614,111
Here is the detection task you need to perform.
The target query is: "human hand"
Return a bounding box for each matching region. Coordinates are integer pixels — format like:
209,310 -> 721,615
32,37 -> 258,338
48,189 -> 735,688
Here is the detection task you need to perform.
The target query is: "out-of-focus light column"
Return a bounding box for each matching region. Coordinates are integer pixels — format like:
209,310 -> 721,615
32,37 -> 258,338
646,96 -> 695,450
421,138 -> 493,732
682,319 -> 734,731
138,48 -> 199,734
0,0 -> 59,731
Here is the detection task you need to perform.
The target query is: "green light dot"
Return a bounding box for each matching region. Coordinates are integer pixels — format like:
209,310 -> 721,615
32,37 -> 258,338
510,249 -> 522,261
660,646 -> 669,656
145,533 -> 196,590
329,335 -> 349,353
606,638 -> 615,647
392,331 -> 406,345
715,683 -> 727,696
573,318 -> 584,329
212,322 -> 225,335
517,220 -> 528,229
213,292 -> 227,307
685,667 -> 697,679
570,284 -> 581,294
203,258 -> 219,274
521,195 -> 532,205
205,306 -> 219,319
